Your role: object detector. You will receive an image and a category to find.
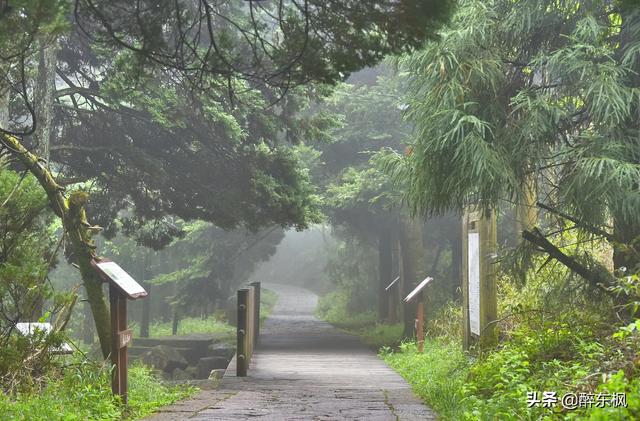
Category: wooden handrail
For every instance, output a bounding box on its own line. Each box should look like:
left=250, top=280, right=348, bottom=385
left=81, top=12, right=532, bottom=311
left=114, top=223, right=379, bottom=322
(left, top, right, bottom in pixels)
left=236, top=282, right=261, bottom=377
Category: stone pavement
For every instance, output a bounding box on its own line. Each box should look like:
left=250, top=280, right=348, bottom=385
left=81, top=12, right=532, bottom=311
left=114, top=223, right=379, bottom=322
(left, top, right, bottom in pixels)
left=144, top=283, right=436, bottom=420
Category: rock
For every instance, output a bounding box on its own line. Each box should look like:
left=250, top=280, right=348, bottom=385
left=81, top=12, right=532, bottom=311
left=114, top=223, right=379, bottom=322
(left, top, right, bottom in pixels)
left=186, top=366, right=198, bottom=378
left=172, top=367, right=192, bottom=380
left=209, top=369, right=225, bottom=380
left=208, top=343, right=235, bottom=360
left=196, top=356, right=229, bottom=378
left=140, top=345, right=188, bottom=373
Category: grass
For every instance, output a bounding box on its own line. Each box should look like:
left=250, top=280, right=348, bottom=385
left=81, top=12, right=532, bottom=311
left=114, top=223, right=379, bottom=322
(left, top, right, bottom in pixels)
left=0, top=359, right=196, bottom=420
left=132, top=288, right=277, bottom=339
left=260, top=288, right=278, bottom=324
left=145, top=316, right=234, bottom=338
left=381, top=340, right=469, bottom=420
left=316, top=288, right=404, bottom=349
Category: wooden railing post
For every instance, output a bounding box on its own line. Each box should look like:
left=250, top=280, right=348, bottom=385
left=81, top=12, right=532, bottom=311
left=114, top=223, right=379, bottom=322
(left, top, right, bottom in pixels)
left=247, top=286, right=254, bottom=363
left=237, top=288, right=249, bottom=377
left=249, top=281, right=260, bottom=346
left=236, top=283, right=261, bottom=377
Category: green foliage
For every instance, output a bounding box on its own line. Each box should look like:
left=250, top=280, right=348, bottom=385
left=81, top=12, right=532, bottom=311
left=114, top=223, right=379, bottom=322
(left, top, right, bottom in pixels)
left=126, top=364, right=196, bottom=419
left=317, top=285, right=402, bottom=349
left=383, top=0, right=640, bottom=235
left=0, top=358, right=195, bottom=420
left=259, top=288, right=278, bottom=324
left=138, top=316, right=234, bottom=339
left=382, top=340, right=469, bottom=419
left=578, top=370, right=640, bottom=420
left=382, top=246, right=640, bottom=419
left=316, top=289, right=377, bottom=330
left=0, top=169, right=76, bottom=391
left=353, top=323, right=404, bottom=349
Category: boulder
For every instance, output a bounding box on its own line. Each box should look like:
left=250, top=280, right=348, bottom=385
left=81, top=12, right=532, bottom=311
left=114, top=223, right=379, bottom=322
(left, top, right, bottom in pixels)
left=209, top=369, right=225, bottom=380
left=186, top=366, right=198, bottom=378
left=140, top=345, right=188, bottom=373
left=172, top=367, right=192, bottom=381
left=208, top=343, right=235, bottom=360
left=196, top=356, right=229, bottom=379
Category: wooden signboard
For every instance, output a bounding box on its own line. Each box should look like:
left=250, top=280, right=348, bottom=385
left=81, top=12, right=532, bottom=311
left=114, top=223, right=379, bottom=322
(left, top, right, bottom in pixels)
left=403, top=277, right=432, bottom=303
left=462, top=208, right=497, bottom=350
left=92, top=259, right=147, bottom=299
left=91, top=258, right=147, bottom=405
left=385, top=276, right=400, bottom=323
left=118, top=329, right=133, bottom=349
left=404, top=277, right=433, bottom=353
left=385, top=276, right=400, bottom=291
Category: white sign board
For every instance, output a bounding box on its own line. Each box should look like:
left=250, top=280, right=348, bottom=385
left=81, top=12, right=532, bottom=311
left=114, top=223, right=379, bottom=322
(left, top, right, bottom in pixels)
left=385, top=276, right=400, bottom=291
left=404, top=277, right=433, bottom=303
left=95, top=261, right=147, bottom=299
left=468, top=232, right=480, bottom=336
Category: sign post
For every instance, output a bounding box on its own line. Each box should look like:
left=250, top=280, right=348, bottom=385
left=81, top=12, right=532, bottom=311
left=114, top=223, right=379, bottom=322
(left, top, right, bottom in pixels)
left=462, top=208, right=497, bottom=350
left=91, top=258, right=147, bottom=405
left=384, top=276, right=400, bottom=323
left=403, top=277, right=433, bottom=353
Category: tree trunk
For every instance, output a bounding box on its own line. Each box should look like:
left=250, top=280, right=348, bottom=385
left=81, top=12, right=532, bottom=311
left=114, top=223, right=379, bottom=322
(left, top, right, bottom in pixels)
left=34, top=35, right=57, bottom=165
left=399, top=212, right=427, bottom=338
left=0, top=86, right=8, bottom=128
left=0, top=134, right=112, bottom=359
left=450, top=222, right=462, bottom=300
left=140, top=282, right=151, bottom=338
left=67, top=193, right=111, bottom=358
left=139, top=254, right=150, bottom=337
left=514, top=175, right=537, bottom=280
left=377, top=224, right=392, bottom=321
left=24, top=36, right=58, bottom=321
left=172, top=309, right=179, bottom=335
left=83, top=296, right=94, bottom=344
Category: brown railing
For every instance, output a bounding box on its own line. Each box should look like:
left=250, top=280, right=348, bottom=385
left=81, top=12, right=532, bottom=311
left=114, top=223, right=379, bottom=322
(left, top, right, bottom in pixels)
left=236, top=281, right=261, bottom=376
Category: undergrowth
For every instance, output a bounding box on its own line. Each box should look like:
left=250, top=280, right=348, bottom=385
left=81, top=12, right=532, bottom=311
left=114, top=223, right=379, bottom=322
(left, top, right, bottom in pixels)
left=133, top=316, right=234, bottom=338
left=0, top=358, right=195, bottom=420
left=321, top=257, right=640, bottom=419
left=260, top=288, right=278, bottom=324
left=317, top=288, right=405, bottom=348
left=380, top=259, right=640, bottom=420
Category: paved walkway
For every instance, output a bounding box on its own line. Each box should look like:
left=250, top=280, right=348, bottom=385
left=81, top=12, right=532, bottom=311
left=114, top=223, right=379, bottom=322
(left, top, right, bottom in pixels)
left=146, top=283, right=435, bottom=420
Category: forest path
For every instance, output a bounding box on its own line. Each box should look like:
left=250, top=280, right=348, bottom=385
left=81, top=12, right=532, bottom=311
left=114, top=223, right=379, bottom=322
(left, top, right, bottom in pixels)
left=145, top=283, right=435, bottom=420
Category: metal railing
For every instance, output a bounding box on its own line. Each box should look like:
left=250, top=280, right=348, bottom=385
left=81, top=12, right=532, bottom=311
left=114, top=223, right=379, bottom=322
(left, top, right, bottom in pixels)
left=236, top=281, right=261, bottom=376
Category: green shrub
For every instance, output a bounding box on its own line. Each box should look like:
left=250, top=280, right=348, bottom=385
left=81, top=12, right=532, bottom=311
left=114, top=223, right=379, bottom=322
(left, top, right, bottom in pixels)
left=260, top=288, right=278, bottom=324
left=382, top=340, right=469, bottom=420
left=138, top=316, right=234, bottom=338
left=316, top=289, right=377, bottom=329
left=357, top=323, right=404, bottom=348
left=0, top=358, right=196, bottom=420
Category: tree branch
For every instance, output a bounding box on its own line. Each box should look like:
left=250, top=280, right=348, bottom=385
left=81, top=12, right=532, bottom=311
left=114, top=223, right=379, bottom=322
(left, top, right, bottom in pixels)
left=522, top=227, right=613, bottom=290
left=537, top=201, right=614, bottom=242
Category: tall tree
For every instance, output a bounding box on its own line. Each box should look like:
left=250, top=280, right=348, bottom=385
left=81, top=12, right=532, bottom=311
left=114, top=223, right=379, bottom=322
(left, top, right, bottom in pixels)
left=382, top=0, right=640, bottom=288
left=0, top=0, right=453, bottom=358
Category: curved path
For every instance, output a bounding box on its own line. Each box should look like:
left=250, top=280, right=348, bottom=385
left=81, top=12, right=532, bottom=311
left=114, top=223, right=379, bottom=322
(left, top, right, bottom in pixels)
left=146, top=283, right=435, bottom=420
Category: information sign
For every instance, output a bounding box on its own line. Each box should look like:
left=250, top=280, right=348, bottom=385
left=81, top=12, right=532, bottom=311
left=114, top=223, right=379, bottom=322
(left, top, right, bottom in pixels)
left=118, top=329, right=133, bottom=349
left=385, top=276, right=400, bottom=291
left=404, top=277, right=433, bottom=303
left=93, top=260, right=147, bottom=299
left=468, top=232, right=480, bottom=336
